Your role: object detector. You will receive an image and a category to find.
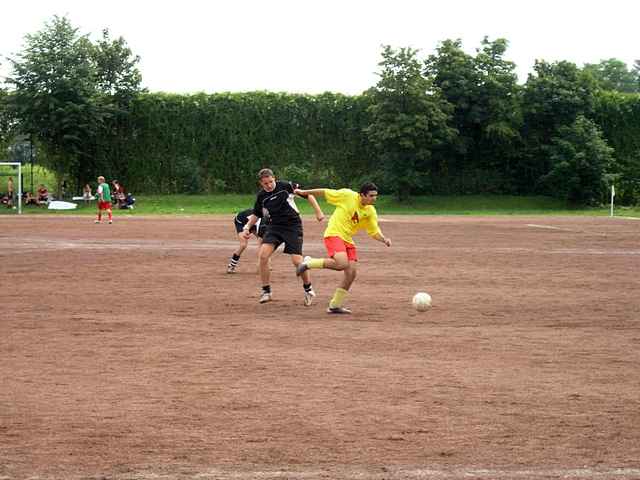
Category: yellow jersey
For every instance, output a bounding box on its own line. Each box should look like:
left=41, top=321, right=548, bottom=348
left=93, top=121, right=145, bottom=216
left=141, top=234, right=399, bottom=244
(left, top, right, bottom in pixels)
left=323, top=189, right=381, bottom=244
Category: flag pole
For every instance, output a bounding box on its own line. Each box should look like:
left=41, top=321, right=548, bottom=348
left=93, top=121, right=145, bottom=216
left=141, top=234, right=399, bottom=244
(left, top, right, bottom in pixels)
left=610, top=185, right=615, bottom=217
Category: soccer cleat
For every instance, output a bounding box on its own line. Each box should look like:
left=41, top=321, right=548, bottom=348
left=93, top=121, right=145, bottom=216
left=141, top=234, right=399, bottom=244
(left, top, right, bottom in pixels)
left=327, top=306, right=352, bottom=314
left=303, top=288, right=316, bottom=307
left=108, top=220, right=113, bottom=224
left=227, top=264, right=236, bottom=274
left=94, top=220, right=101, bottom=224
left=259, top=292, right=272, bottom=303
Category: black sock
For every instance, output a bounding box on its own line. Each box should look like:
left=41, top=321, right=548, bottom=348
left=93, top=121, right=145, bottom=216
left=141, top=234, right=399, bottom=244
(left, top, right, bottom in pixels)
left=303, top=283, right=312, bottom=292
left=262, top=285, right=271, bottom=293
left=232, top=253, right=240, bottom=261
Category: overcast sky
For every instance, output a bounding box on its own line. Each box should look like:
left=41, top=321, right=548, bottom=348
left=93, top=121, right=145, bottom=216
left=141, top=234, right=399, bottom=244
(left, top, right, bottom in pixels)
left=1, top=0, right=638, bottom=95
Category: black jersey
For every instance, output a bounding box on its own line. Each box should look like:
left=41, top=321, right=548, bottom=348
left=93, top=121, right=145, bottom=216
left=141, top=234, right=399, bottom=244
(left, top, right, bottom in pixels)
left=252, top=180, right=301, bottom=227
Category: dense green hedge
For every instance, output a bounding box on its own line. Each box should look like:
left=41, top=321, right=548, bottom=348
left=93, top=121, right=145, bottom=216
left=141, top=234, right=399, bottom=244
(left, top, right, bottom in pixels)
left=94, top=91, right=374, bottom=193
left=3, top=88, right=640, bottom=202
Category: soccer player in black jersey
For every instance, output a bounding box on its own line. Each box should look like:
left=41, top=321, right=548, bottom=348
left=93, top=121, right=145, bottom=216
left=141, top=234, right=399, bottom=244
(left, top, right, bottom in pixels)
left=227, top=208, right=266, bottom=274
left=242, top=168, right=324, bottom=305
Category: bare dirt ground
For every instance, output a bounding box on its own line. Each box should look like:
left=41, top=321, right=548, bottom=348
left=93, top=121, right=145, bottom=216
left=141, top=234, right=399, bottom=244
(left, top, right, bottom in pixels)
left=1, top=214, right=639, bottom=479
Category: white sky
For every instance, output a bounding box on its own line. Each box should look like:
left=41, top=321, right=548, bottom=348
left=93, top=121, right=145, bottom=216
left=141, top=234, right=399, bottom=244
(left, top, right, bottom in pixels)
left=1, top=0, right=639, bottom=95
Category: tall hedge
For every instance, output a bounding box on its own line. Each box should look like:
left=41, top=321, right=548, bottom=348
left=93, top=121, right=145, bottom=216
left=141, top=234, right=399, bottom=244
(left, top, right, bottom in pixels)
left=4, top=86, right=640, bottom=203
left=96, top=91, right=373, bottom=194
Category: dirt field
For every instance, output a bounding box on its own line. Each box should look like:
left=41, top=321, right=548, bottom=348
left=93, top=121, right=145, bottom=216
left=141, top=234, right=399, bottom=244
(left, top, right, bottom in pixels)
left=1, top=214, right=639, bottom=479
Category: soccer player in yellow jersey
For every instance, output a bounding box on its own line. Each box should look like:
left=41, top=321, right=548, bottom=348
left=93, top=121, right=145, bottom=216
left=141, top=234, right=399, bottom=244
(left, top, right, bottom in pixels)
left=294, top=182, right=392, bottom=314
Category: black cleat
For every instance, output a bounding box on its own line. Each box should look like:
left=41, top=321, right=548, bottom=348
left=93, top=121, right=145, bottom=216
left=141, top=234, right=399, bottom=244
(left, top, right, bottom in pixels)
left=326, top=306, right=351, bottom=314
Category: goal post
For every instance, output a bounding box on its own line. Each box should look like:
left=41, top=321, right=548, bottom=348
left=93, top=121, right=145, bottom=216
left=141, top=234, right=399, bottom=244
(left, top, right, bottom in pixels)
left=0, top=162, right=22, bottom=214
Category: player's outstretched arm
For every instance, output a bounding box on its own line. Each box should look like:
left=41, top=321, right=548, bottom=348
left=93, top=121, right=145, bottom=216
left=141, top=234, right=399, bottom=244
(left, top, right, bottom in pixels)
left=306, top=194, right=325, bottom=222
left=372, top=231, right=392, bottom=247
left=294, top=188, right=326, bottom=198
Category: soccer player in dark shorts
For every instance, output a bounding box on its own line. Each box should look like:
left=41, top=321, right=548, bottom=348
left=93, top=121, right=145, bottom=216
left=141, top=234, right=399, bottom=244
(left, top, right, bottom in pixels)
left=241, top=168, right=325, bottom=305
left=227, top=208, right=266, bottom=273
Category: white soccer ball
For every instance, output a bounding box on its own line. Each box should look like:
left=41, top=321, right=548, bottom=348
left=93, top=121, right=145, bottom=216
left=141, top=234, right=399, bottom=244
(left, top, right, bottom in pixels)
left=412, top=292, right=432, bottom=312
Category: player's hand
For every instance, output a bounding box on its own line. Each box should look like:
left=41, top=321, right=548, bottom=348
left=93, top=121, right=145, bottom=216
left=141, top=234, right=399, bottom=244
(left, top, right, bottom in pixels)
left=316, top=214, right=325, bottom=222
left=294, top=188, right=308, bottom=198
left=241, top=229, right=252, bottom=240
left=383, top=237, right=391, bottom=247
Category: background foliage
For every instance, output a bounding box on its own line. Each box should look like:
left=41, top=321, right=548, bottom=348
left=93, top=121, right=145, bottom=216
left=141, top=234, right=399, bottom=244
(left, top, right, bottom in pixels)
left=1, top=17, right=639, bottom=204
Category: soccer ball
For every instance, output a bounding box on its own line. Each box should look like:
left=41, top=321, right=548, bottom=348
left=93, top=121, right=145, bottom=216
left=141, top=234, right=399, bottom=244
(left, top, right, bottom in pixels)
left=412, top=292, right=432, bottom=312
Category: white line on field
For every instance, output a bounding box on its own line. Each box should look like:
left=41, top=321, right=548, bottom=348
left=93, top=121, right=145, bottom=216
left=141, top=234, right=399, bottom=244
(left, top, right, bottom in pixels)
left=527, top=223, right=572, bottom=231
left=190, top=466, right=640, bottom=479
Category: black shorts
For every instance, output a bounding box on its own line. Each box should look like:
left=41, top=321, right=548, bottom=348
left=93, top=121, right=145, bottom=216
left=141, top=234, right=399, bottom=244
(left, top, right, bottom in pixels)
left=234, top=219, right=265, bottom=238
left=262, top=224, right=303, bottom=255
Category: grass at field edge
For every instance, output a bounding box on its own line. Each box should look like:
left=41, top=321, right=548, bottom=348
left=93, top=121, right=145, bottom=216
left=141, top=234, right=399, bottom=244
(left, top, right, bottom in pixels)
left=1, top=194, right=639, bottom=217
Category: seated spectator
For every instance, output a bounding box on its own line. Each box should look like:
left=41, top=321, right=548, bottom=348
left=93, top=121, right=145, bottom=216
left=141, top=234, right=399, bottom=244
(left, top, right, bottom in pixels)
left=37, top=184, right=49, bottom=204
left=123, top=192, right=136, bottom=209
left=24, top=191, right=39, bottom=205
left=82, top=184, right=93, bottom=201
left=112, top=180, right=127, bottom=209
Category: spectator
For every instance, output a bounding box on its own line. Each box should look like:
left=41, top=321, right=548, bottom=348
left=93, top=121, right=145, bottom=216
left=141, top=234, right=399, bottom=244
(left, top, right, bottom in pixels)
left=37, top=184, right=49, bottom=205
left=7, top=177, right=14, bottom=208
left=24, top=191, right=39, bottom=205
left=112, top=180, right=126, bottom=209
left=83, top=184, right=93, bottom=201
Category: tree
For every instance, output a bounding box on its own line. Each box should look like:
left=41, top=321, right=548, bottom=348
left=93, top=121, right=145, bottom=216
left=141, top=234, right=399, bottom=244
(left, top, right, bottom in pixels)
left=0, top=88, right=12, bottom=157
left=93, top=29, right=143, bottom=104
left=5, top=16, right=142, bottom=190
left=424, top=37, right=521, bottom=193
left=365, top=45, right=454, bottom=200
left=583, top=58, right=639, bottom=93
left=518, top=60, right=599, bottom=193
left=538, top=115, right=614, bottom=205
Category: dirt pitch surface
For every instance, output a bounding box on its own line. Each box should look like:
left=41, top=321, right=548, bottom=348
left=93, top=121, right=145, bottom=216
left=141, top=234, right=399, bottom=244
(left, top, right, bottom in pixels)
left=1, top=214, right=640, bottom=480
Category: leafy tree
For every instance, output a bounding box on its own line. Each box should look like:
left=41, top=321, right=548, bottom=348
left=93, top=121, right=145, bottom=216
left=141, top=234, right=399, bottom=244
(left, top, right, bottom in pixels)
left=365, top=45, right=454, bottom=200
left=423, top=40, right=476, bottom=162
left=583, top=58, right=639, bottom=93
left=5, top=16, right=142, bottom=191
left=593, top=90, right=640, bottom=204
left=424, top=37, right=521, bottom=193
left=518, top=60, right=599, bottom=193
left=0, top=88, right=12, bottom=157
left=538, top=115, right=614, bottom=204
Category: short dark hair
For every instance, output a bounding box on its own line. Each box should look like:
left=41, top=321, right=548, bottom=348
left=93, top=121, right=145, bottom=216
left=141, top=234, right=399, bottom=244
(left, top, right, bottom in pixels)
left=359, top=182, right=378, bottom=196
left=258, top=168, right=274, bottom=179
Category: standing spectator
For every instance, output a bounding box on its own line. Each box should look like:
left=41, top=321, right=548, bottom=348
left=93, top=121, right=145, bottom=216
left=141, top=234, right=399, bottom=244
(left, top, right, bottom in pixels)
left=6, top=177, right=14, bottom=208
left=95, top=176, right=113, bottom=224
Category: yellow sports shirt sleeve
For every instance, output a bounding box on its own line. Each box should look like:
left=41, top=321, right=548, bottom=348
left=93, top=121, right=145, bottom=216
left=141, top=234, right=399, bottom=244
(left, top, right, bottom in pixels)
left=324, top=188, right=349, bottom=206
